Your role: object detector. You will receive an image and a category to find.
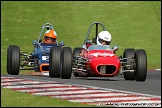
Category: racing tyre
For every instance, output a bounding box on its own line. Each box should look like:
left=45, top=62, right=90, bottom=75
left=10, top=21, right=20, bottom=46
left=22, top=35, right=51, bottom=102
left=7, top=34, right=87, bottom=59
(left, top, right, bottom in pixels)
left=60, top=47, right=72, bottom=79
left=7, top=45, right=14, bottom=74
left=134, top=49, right=147, bottom=81
left=73, top=47, right=83, bottom=55
left=9, top=45, right=20, bottom=75
left=123, top=48, right=135, bottom=80
left=49, top=46, right=61, bottom=78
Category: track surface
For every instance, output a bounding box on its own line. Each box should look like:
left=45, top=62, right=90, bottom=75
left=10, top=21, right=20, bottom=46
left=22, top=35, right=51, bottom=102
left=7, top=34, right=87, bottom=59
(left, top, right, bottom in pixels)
left=1, top=71, right=161, bottom=107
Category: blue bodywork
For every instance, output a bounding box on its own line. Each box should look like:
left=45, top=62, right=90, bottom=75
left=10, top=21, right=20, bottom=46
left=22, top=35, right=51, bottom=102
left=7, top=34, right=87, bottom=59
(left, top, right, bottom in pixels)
left=23, top=23, right=65, bottom=72
left=30, top=42, right=59, bottom=72
left=32, top=43, right=58, bottom=64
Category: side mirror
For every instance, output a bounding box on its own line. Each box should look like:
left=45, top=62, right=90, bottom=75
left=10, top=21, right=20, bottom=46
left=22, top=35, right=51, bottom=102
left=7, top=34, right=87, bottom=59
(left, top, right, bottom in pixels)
left=32, top=40, right=37, bottom=45
left=32, top=40, right=40, bottom=48
left=82, top=44, right=87, bottom=50
left=112, top=45, right=118, bottom=53
left=59, top=41, right=65, bottom=46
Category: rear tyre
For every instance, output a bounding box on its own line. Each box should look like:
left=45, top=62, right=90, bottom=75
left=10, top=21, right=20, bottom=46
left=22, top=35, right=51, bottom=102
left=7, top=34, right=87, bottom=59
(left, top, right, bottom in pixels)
left=9, top=45, right=20, bottom=75
left=72, top=47, right=82, bottom=77
left=134, top=49, right=147, bottom=81
left=49, top=46, right=61, bottom=78
left=73, top=47, right=83, bottom=77
left=73, top=47, right=83, bottom=55
left=123, top=48, right=135, bottom=80
left=60, top=47, right=72, bottom=79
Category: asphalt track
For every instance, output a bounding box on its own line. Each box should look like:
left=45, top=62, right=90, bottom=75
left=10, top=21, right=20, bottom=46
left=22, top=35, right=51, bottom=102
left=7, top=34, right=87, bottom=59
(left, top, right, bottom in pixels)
left=1, top=70, right=161, bottom=107
left=1, top=70, right=161, bottom=96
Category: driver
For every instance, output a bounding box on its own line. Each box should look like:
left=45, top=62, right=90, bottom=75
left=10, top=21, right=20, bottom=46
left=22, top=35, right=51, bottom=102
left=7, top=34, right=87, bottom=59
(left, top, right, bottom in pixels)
left=79, top=30, right=112, bottom=56
left=96, top=31, right=112, bottom=45
left=44, top=30, right=57, bottom=44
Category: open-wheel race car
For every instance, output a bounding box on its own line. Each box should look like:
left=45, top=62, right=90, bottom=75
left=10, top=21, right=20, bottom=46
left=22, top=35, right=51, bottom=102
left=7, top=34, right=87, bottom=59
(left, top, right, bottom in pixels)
left=49, top=22, right=147, bottom=81
left=72, top=22, right=147, bottom=81
left=7, top=23, right=65, bottom=75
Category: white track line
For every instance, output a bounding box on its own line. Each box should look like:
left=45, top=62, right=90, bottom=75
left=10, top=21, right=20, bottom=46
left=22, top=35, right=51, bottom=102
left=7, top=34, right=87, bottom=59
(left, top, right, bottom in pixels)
left=1, top=76, right=161, bottom=107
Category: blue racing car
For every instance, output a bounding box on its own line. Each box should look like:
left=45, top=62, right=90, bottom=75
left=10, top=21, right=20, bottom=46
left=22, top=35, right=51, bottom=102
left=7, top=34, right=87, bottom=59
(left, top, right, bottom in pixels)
left=7, top=23, right=65, bottom=75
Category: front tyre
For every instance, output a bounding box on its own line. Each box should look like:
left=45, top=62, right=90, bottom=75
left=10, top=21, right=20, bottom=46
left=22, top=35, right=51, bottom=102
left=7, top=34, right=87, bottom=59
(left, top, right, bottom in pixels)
left=49, top=46, right=62, bottom=78
left=9, top=45, right=20, bottom=75
left=60, top=47, right=72, bottom=79
left=134, top=49, right=147, bottom=81
left=123, top=48, right=135, bottom=80
left=7, top=45, right=14, bottom=74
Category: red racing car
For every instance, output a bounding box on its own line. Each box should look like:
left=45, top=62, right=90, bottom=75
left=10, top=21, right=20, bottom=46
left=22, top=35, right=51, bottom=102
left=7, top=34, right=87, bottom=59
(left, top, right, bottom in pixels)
left=49, top=22, right=147, bottom=81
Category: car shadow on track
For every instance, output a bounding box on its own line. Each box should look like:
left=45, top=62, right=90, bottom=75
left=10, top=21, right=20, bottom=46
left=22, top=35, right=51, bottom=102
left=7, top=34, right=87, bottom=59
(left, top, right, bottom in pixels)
left=74, top=77, right=119, bottom=81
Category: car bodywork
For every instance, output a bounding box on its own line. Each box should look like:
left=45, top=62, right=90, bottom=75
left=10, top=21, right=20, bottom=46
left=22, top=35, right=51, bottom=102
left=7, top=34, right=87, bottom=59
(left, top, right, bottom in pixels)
left=73, top=45, right=121, bottom=77
left=7, top=23, right=65, bottom=75
left=72, top=22, right=147, bottom=81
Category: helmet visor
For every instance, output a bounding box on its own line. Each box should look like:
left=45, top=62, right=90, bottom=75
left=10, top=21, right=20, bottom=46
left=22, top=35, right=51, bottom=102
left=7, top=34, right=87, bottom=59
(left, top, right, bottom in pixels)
left=45, top=37, right=56, bottom=43
left=98, top=38, right=110, bottom=45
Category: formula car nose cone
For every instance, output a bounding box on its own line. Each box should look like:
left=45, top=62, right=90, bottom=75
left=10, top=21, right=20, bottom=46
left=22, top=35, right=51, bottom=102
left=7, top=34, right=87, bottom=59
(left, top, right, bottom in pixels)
left=90, top=57, right=121, bottom=76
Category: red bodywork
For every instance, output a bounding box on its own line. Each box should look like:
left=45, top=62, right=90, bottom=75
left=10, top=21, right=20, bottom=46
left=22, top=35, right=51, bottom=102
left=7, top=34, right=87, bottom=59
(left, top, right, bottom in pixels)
left=82, top=49, right=121, bottom=77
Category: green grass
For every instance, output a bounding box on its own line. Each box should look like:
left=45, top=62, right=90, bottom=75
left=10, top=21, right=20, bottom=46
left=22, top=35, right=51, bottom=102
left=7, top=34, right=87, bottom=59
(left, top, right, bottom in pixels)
left=1, top=1, right=161, bottom=107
